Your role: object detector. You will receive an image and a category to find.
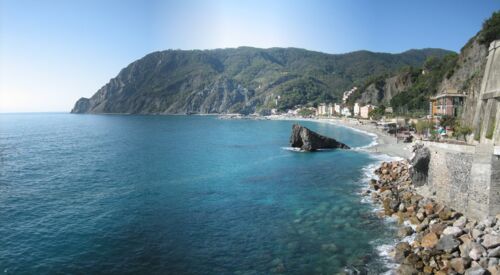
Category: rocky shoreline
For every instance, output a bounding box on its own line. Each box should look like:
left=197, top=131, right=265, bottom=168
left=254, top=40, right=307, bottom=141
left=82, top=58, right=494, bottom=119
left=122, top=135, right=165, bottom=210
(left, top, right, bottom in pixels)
left=364, top=150, right=500, bottom=274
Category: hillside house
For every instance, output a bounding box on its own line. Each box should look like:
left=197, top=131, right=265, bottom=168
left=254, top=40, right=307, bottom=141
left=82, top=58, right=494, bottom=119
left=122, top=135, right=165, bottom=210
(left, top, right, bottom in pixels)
left=430, top=89, right=465, bottom=117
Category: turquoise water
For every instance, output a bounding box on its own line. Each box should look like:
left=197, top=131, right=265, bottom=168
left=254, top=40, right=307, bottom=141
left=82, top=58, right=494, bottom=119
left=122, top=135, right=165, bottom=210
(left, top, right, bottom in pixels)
left=0, top=114, right=395, bottom=274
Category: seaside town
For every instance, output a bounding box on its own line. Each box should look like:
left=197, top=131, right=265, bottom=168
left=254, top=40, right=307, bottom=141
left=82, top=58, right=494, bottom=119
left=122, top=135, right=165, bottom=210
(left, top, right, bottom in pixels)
left=2, top=1, right=500, bottom=275
left=219, top=36, right=500, bottom=274
left=222, top=85, right=472, bottom=148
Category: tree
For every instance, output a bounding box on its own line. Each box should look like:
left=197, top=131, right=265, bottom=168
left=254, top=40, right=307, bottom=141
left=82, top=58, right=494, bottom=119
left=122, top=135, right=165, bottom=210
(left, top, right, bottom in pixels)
left=439, top=115, right=455, bottom=128
left=298, top=108, right=315, bottom=117
left=479, top=11, right=500, bottom=46
left=452, top=121, right=472, bottom=141
left=368, top=105, right=386, bottom=120
left=415, top=120, right=432, bottom=135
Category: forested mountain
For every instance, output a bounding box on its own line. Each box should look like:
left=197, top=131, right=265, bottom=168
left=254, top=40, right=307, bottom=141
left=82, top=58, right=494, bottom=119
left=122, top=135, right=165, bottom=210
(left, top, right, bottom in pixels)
left=71, top=47, right=452, bottom=114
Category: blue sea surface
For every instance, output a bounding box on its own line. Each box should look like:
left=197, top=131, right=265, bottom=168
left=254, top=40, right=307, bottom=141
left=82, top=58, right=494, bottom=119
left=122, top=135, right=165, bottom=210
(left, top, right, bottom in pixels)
left=0, top=114, right=396, bottom=274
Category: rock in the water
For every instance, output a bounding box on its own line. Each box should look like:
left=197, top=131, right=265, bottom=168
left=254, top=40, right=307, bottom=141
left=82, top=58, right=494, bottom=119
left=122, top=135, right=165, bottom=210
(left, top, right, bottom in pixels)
left=289, top=124, right=350, bottom=151
left=394, top=242, right=412, bottom=263
left=398, top=226, right=414, bottom=237
left=409, top=144, right=430, bottom=187
left=397, top=264, right=419, bottom=275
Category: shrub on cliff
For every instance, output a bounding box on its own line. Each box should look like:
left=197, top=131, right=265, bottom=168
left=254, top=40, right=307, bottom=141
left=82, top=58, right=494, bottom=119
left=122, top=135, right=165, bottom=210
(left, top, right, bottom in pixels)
left=479, top=11, right=500, bottom=46
left=452, top=121, right=472, bottom=141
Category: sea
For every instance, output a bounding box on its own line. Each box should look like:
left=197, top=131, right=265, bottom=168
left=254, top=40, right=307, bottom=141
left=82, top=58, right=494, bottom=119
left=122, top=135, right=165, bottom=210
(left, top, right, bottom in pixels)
left=0, top=113, right=399, bottom=274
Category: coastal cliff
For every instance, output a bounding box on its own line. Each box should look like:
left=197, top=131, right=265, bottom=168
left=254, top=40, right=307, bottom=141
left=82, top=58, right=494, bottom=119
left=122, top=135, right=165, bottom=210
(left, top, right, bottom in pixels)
left=352, top=11, right=499, bottom=127
left=71, top=47, right=452, bottom=114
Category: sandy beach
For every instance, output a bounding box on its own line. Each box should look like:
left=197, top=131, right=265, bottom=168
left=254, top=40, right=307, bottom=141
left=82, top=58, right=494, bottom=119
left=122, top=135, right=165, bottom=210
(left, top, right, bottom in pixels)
left=320, top=117, right=413, bottom=159
left=263, top=115, right=413, bottom=159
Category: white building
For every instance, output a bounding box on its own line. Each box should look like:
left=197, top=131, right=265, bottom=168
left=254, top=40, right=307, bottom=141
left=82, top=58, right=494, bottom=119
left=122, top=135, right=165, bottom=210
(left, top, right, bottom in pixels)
left=342, top=87, right=358, bottom=103
left=353, top=103, right=360, bottom=117
left=334, top=103, right=341, bottom=114
left=316, top=103, right=327, bottom=116
left=327, top=104, right=334, bottom=116
left=341, top=107, right=352, bottom=117
left=360, top=105, right=376, bottom=119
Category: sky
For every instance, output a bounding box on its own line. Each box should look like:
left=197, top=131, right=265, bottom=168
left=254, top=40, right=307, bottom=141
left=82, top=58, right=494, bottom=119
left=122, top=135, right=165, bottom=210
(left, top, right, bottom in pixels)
left=1, top=0, right=499, bottom=112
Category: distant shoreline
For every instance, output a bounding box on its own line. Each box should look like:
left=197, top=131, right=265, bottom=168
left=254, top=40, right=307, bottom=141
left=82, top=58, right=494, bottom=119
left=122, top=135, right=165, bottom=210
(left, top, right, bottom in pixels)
left=259, top=115, right=413, bottom=160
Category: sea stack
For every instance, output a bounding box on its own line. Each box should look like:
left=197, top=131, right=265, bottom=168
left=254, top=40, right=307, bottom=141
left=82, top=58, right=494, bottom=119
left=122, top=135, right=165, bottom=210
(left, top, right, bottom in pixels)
left=289, top=124, right=350, bottom=151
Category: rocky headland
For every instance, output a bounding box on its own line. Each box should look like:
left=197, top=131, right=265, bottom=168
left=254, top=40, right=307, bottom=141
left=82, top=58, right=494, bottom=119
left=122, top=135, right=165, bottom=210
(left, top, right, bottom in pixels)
left=365, top=146, right=500, bottom=275
left=289, top=124, right=350, bottom=151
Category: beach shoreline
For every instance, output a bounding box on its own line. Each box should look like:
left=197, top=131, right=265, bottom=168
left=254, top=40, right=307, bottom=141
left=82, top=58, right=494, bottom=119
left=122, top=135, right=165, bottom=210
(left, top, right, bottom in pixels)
left=257, top=115, right=413, bottom=160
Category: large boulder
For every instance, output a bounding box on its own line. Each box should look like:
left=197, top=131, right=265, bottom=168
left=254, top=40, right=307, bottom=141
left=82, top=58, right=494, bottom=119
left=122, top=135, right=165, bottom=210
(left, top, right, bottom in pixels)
left=289, top=124, right=350, bottom=151
left=409, top=144, right=430, bottom=186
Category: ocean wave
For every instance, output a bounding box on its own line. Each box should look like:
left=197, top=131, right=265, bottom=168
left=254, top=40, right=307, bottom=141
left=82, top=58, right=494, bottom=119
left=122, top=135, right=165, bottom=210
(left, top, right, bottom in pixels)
left=357, top=158, right=406, bottom=273
left=280, top=146, right=305, bottom=152
left=280, top=147, right=337, bottom=152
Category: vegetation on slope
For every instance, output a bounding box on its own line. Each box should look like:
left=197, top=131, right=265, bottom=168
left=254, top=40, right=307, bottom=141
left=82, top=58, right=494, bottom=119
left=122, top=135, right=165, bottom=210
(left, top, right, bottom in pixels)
left=389, top=54, right=458, bottom=115
left=479, top=11, right=500, bottom=46
left=73, top=47, right=453, bottom=114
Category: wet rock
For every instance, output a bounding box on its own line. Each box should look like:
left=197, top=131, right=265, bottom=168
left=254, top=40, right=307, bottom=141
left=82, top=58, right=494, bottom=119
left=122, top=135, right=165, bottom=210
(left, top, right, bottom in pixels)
left=481, top=234, right=500, bottom=249
left=416, top=222, right=428, bottom=233
left=421, top=232, right=439, bottom=248
left=398, top=226, right=415, bottom=238
left=395, top=242, right=412, bottom=263
left=404, top=253, right=420, bottom=266
left=270, top=258, right=286, bottom=273
left=397, top=264, right=419, bottom=275
left=289, top=124, right=350, bottom=151
left=321, top=243, right=338, bottom=253
left=464, top=266, right=487, bottom=275
left=436, top=235, right=460, bottom=253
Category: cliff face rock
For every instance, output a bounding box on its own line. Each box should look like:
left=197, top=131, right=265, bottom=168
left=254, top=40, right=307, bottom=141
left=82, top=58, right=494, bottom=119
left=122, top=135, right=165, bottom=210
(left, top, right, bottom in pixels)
left=358, top=72, right=415, bottom=106
left=70, top=47, right=452, bottom=114
left=409, top=144, right=430, bottom=187
left=289, top=124, right=350, bottom=151
left=440, top=37, right=489, bottom=126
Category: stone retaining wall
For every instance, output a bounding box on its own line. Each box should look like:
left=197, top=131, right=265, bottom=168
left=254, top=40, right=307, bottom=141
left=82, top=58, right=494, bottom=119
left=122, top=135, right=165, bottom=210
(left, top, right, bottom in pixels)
left=415, top=142, right=499, bottom=221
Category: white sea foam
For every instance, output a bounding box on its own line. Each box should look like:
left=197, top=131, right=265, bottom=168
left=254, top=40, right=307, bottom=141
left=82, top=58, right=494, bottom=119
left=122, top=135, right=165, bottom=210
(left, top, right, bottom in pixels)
left=280, top=146, right=337, bottom=152
left=357, top=155, right=408, bottom=273
left=280, top=146, right=305, bottom=152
